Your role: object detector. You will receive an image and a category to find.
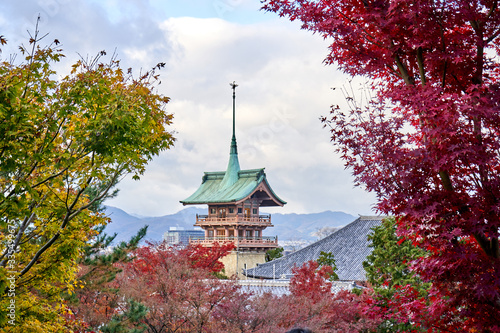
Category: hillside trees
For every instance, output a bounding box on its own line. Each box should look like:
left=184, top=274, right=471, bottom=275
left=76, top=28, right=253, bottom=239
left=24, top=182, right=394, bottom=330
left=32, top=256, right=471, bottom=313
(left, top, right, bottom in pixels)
left=263, top=0, right=500, bottom=331
left=0, top=30, right=174, bottom=331
left=216, top=259, right=380, bottom=333
left=284, top=260, right=380, bottom=332
left=214, top=291, right=287, bottom=333
left=68, top=238, right=380, bottom=332
left=107, top=242, right=236, bottom=333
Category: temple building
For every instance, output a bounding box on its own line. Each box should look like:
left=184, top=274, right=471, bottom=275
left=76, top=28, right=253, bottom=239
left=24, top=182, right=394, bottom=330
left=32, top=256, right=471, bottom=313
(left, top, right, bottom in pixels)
left=180, top=82, right=286, bottom=278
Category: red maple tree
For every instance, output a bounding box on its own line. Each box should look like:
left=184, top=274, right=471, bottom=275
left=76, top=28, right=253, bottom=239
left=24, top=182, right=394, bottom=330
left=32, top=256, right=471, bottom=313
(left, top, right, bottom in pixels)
left=180, top=242, right=236, bottom=274
left=263, top=0, right=500, bottom=331
left=214, top=260, right=380, bottom=333
left=69, top=242, right=382, bottom=332
left=114, top=242, right=237, bottom=332
left=67, top=241, right=235, bottom=332
left=213, top=291, right=288, bottom=332
left=286, top=261, right=381, bottom=332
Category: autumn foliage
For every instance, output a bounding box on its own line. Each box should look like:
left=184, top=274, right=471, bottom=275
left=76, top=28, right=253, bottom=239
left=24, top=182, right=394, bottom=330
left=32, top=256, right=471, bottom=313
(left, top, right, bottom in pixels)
left=0, top=29, right=174, bottom=331
left=217, top=260, right=381, bottom=333
left=67, top=242, right=235, bottom=332
left=285, top=261, right=380, bottom=332
left=262, top=0, right=500, bottom=331
left=66, top=239, right=381, bottom=333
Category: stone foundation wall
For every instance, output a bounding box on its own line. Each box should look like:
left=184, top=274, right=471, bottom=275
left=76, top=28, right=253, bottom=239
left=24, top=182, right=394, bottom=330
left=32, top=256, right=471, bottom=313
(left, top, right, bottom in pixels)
left=221, top=251, right=266, bottom=279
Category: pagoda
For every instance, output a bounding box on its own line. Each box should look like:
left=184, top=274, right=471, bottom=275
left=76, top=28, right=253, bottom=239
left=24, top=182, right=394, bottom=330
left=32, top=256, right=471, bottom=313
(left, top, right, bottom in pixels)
left=180, top=82, right=286, bottom=278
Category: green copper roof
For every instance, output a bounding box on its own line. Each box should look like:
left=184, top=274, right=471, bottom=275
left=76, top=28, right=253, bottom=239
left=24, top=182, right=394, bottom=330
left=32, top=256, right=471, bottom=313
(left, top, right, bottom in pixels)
left=181, top=81, right=286, bottom=207
left=180, top=168, right=286, bottom=206
left=220, top=135, right=240, bottom=189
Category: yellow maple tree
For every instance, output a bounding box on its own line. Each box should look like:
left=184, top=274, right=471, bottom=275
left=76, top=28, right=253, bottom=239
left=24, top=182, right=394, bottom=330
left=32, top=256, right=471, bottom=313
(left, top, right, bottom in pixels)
left=0, top=29, right=174, bottom=332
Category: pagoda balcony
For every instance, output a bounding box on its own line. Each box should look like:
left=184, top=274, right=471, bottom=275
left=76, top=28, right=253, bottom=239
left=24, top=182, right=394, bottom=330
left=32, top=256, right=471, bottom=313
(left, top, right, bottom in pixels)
left=195, top=214, right=272, bottom=227
left=189, top=236, right=278, bottom=248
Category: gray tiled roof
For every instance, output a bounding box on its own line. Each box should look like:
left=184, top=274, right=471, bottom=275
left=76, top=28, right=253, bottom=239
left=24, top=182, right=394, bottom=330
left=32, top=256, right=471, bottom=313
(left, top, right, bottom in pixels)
left=236, top=279, right=361, bottom=296
left=238, top=280, right=291, bottom=297
left=243, top=216, right=385, bottom=281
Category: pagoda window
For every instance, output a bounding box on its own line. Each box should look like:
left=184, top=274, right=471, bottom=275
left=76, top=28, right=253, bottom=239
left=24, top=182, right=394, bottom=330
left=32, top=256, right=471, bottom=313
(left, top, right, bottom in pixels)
left=238, top=208, right=242, bottom=214
left=244, top=208, right=251, bottom=218
left=245, top=230, right=253, bottom=238
left=216, top=229, right=225, bottom=236
left=218, top=208, right=226, bottom=218
left=252, top=208, right=258, bottom=215
left=229, top=208, right=234, bottom=214
left=208, top=230, right=214, bottom=237
left=210, top=208, right=216, bottom=215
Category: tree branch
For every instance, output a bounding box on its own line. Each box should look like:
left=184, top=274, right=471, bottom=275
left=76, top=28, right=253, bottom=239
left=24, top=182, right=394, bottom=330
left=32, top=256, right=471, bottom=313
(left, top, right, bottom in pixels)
left=19, top=169, right=122, bottom=277
left=416, top=47, right=426, bottom=86
left=474, top=233, right=500, bottom=259
left=0, top=192, right=49, bottom=266
left=486, top=27, right=500, bottom=44
left=394, top=53, right=414, bottom=85
left=438, top=171, right=454, bottom=191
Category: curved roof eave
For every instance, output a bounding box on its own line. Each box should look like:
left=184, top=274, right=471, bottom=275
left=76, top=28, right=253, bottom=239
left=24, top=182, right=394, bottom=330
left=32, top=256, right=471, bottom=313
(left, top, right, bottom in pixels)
left=234, top=176, right=286, bottom=207
left=180, top=170, right=286, bottom=206
left=262, top=176, right=287, bottom=206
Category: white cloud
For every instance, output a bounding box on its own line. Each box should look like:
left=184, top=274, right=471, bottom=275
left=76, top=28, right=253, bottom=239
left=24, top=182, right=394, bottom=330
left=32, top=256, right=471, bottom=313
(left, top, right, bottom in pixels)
left=1, top=1, right=376, bottom=217
left=106, top=17, right=376, bottom=216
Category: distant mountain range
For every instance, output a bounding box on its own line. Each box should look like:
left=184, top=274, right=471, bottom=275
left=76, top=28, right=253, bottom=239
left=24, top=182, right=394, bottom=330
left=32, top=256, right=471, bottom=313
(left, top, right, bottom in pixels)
left=103, top=206, right=356, bottom=245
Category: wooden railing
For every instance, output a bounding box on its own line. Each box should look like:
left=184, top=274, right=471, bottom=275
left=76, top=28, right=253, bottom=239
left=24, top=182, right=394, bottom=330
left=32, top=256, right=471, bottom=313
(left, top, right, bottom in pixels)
left=195, top=214, right=272, bottom=226
left=189, top=236, right=278, bottom=248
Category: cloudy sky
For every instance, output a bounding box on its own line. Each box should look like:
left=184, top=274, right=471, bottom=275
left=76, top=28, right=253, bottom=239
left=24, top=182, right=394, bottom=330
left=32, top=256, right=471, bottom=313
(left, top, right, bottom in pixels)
left=1, top=0, right=377, bottom=217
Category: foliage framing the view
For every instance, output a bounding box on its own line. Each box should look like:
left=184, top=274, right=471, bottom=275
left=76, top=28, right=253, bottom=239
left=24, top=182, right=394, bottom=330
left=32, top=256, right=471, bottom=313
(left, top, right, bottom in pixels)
left=263, top=0, right=500, bottom=331
left=0, top=30, right=174, bottom=331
